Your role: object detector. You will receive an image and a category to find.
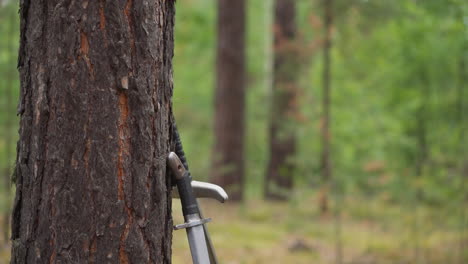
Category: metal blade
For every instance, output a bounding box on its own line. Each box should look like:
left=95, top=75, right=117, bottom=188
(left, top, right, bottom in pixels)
left=186, top=223, right=211, bottom=264
left=197, top=200, right=218, bottom=264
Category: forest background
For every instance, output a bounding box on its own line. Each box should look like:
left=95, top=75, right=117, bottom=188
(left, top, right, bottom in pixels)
left=0, top=0, right=467, bottom=263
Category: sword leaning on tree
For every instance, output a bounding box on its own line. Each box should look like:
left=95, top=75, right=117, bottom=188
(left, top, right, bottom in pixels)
left=168, top=121, right=228, bottom=264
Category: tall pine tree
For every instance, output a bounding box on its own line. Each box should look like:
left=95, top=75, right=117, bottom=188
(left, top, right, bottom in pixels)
left=211, top=0, right=246, bottom=201
left=11, top=1, right=175, bottom=262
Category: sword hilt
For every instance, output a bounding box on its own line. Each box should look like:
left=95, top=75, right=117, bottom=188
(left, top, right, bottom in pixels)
left=168, top=151, right=227, bottom=264
left=168, top=152, right=199, bottom=216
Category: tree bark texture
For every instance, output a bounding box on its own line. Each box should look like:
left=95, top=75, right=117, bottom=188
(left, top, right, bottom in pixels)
left=11, top=0, right=175, bottom=263
left=212, top=0, right=246, bottom=201
left=320, top=0, right=333, bottom=213
left=265, top=0, right=298, bottom=200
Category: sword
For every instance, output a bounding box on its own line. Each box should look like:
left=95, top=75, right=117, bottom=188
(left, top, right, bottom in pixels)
left=168, top=152, right=228, bottom=264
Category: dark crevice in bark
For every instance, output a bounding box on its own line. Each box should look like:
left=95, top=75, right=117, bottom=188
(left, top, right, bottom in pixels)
left=88, top=235, right=97, bottom=263
left=117, top=91, right=133, bottom=264
left=124, top=0, right=136, bottom=72
left=33, top=0, right=51, bottom=239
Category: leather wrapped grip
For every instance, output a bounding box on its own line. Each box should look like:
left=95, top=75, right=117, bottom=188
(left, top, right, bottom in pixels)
left=176, top=171, right=199, bottom=216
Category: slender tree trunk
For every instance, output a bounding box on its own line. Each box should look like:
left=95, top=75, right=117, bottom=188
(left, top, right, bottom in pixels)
left=212, top=0, right=246, bottom=201
left=416, top=87, right=428, bottom=178
left=10, top=1, right=175, bottom=263
left=457, top=57, right=466, bottom=126
left=264, top=0, right=298, bottom=200
left=333, top=194, right=343, bottom=264
left=412, top=74, right=430, bottom=264
left=457, top=46, right=467, bottom=264
left=320, top=0, right=333, bottom=214
left=458, top=161, right=468, bottom=264
left=264, top=0, right=274, bottom=100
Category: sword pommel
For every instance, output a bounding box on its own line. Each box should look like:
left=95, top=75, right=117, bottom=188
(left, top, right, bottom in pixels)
left=168, top=152, right=187, bottom=180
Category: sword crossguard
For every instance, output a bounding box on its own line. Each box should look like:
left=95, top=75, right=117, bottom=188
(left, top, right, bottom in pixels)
left=172, top=181, right=229, bottom=203
left=174, top=217, right=212, bottom=230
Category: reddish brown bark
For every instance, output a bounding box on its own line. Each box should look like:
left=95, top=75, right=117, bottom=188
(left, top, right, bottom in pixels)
left=265, top=0, right=298, bottom=200
left=10, top=1, right=175, bottom=263
left=211, top=0, right=246, bottom=201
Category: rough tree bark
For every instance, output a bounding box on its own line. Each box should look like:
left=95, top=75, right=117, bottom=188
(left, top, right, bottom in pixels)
left=10, top=1, right=175, bottom=263
left=264, top=0, right=298, bottom=200
left=211, top=0, right=246, bottom=201
left=320, top=0, right=333, bottom=213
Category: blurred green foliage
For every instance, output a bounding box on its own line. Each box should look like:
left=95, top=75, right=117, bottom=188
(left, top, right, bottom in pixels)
left=173, top=0, right=467, bottom=205
left=0, top=0, right=466, bottom=210
left=0, top=1, right=19, bottom=216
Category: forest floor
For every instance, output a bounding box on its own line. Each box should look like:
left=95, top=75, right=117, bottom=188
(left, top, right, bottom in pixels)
left=173, top=195, right=466, bottom=264
left=0, top=194, right=466, bottom=264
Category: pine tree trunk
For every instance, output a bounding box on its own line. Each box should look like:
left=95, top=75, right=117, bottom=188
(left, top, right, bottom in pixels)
left=10, top=1, right=175, bottom=263
left=320, top=0, right=333, bottom=214
left=265, top=0, right=298, bottom=200
left=212, top=0, right=246, bottom=201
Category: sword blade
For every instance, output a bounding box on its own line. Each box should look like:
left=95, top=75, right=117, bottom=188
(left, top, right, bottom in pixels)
left=186, top=223, right=210, bottom=264
left=197, top=201, right=219, bottom=264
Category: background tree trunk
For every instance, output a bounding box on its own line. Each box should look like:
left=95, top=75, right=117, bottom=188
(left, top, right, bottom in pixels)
left=320, top=0, right=333, bottom=214
left=2, top=3, right=16, bottom=242
left=264, top=0, right=298, bottom=200
left=10, top=1, right=175, bottom=263
left=212, top=0, right=246, bottom=201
